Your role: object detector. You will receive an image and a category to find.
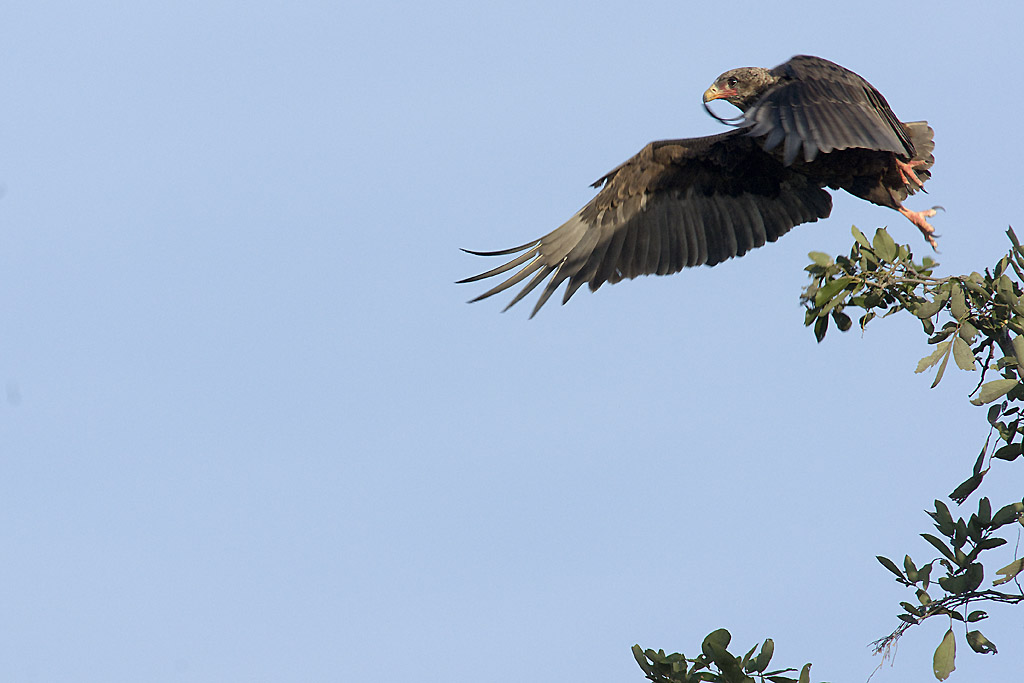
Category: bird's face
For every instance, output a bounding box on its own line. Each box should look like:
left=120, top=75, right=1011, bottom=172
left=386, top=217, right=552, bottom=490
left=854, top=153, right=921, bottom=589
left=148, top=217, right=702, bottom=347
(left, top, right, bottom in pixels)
left=703, top=67, right=776, bottom=111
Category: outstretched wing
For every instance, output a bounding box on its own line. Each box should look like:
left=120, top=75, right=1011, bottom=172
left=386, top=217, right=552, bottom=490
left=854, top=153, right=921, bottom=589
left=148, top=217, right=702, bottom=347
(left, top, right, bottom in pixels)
left=459, top=131, right=832, bottom=317
left=745, top=55, right=915, bottom=165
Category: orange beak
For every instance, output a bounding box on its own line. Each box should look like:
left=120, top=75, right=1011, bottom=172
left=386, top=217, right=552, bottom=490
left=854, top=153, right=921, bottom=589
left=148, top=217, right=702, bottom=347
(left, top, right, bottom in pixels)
left=703, top=84, right=737, bottom=102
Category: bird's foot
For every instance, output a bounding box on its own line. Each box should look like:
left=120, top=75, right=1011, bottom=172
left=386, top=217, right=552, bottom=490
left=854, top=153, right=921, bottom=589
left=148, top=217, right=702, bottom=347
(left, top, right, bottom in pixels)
left=896, top=158, right=928, bottom=189
left=898, top=205, right=943, bottom=250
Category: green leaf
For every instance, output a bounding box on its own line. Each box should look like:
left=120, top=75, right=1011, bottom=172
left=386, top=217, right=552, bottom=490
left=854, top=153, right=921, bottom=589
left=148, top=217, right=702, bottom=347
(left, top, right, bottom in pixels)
left=949, top=281, right=969, bottom=321
left=966, top=630, right=997, bottom=654
left=798, top=663, right=811, bottom=683
left=916, top=341, right=950, bottom=374
left=808, top=251, right=832, bottom=267
left=966, top=610, right=987, bottom=622
left=931, top=500, right=955, bottom=533
left=997, top=272, right=1015, bottom=295
left=851, top=225, right=871, bottom=248
left=876, top=555, right=906, bottom=581
left=928, top=324, right=958, bottom=344
left=813, top=276, right=852, bottom=306
left=971, top=442, right=986, bottom=477
left=914, top=297, right=946, bottom=319
left=970, top=379, right=1020, bottom=406
left=921, top=533, right=957, bottom=563
left=993, top=443, right=1022, bottom=461
left=933, top=629, right=956, bottom=681
left=1008, top=226, right=1023, bottom=250
left=991, top=502, right=1023, bottom=528
left=831, top=309, right=852, bottom=332
left=700, top=628, right=731, bottom=659
left=978, top=497, right=991, bottom=525
left=940, top=563, right=984, bottom=593
left=632, top=645, right=654, bottom=675
left=814, top=314, right=828, bottom=343
left=753, top=639, right=774, bottom=673
left=930, top=340, right=954, bottom=388
left=700, top=629, right=746, bottom=682
left=967, top=515, right=982, bottom=543
left=919, top=561, right=933, bottom=589
left=993, top=558, right=1024, bottom=586
left=742, top=643, right=758, bottom=672
left=995, top=255, right=1009, bottom=277
left=953, top=518, right=968, bottom=549
left=1012, top=335, right=1024, bottom=366
left=952, top=336, right=976, bottom=371
left=762, top=668, right=798, bottom=678
left=964, top=562, right=984, bottom=591
left=903, top=554, right=918, bottom=579
left=958, top=320, right=979, bottom=342
left=900, top=601, right=921, bottom=616
left=873, top=228, right=897, bottom=262
left=859, top=309, right=876, bottom=330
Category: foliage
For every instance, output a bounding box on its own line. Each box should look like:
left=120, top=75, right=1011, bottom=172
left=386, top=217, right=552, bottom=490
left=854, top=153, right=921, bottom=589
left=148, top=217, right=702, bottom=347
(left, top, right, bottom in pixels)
left=634, top=228, right=1023, bottom=682
left=801, top=226, right=1024, bottom=678
left=632, top=630, right=819, bottom=683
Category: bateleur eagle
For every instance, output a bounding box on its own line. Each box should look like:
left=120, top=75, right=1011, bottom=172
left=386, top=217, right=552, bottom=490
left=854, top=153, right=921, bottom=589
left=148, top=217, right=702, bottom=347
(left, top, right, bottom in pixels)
left=459, top=55, right=938, bottom=317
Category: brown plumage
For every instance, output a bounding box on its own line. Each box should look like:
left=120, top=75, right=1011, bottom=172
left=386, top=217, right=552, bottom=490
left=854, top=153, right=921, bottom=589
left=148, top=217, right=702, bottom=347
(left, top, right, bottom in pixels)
left=460, top=55, right=937, bottom=317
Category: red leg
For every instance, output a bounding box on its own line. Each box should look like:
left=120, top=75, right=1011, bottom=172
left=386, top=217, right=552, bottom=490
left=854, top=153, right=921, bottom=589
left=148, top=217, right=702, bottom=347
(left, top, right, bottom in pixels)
left=898, top=206, right=940, bottom=249
left=896, top=158, right=928, bottom=189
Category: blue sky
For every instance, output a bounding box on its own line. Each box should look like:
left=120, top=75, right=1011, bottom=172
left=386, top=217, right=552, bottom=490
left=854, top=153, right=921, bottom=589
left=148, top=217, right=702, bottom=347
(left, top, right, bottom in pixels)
left=2, top=1, right=1022, bottom=681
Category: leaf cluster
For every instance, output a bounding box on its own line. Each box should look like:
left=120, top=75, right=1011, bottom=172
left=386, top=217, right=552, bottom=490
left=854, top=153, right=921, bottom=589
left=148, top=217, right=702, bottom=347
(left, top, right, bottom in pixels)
left=633, top=229, right=1023, bottom=683
left=874, top=495, right=1024, bottom=664
left=802, top=227, right=1024, bottom=499
left=632, top=630, right=821, bottom=683
left=802, top=227, right=1024, bottom=678
left=802, top=226, right=939, bottom=342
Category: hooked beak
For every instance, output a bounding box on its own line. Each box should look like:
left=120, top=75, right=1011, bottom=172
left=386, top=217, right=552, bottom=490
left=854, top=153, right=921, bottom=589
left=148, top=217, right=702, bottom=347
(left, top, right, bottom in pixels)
left=703, top=84, right=737, bottom=103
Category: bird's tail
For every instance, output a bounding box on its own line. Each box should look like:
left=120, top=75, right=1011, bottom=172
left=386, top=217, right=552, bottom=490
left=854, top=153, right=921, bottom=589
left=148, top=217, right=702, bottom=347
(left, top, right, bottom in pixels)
left=903, top=121, right=934, bottom=195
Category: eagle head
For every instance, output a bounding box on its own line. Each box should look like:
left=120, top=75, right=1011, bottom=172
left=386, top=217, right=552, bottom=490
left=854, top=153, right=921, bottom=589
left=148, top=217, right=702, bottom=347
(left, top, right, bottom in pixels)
left=703, top=67, right=777, bottom=111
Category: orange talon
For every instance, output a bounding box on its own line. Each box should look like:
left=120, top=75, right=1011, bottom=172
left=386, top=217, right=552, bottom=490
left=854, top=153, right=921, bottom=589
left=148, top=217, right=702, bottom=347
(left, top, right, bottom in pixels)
left=896, top=158, right=928, bottom=189
left=898, top=206, right=940, bottom=250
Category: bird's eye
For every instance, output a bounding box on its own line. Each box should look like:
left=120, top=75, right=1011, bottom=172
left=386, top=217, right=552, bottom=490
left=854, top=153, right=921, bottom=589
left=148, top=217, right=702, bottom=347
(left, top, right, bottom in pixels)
left=726, top=77, right=738, bottom=88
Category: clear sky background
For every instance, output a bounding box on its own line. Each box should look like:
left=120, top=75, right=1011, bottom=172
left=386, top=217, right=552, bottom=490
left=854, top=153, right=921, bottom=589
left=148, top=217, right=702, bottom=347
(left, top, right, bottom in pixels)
left=1, top=1, right=1022, bottom=681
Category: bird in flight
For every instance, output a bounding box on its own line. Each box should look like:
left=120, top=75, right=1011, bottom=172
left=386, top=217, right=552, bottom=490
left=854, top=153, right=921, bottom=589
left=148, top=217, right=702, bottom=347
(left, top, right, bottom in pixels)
left=459, top=55, right=938, bottom=318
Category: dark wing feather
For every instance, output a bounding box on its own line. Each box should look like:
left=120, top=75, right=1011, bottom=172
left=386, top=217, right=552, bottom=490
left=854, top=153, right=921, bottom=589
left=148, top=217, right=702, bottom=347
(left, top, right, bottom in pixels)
left=459, top=131, right=832, bottom=317
left=746, top=55, right=914, bottom=165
